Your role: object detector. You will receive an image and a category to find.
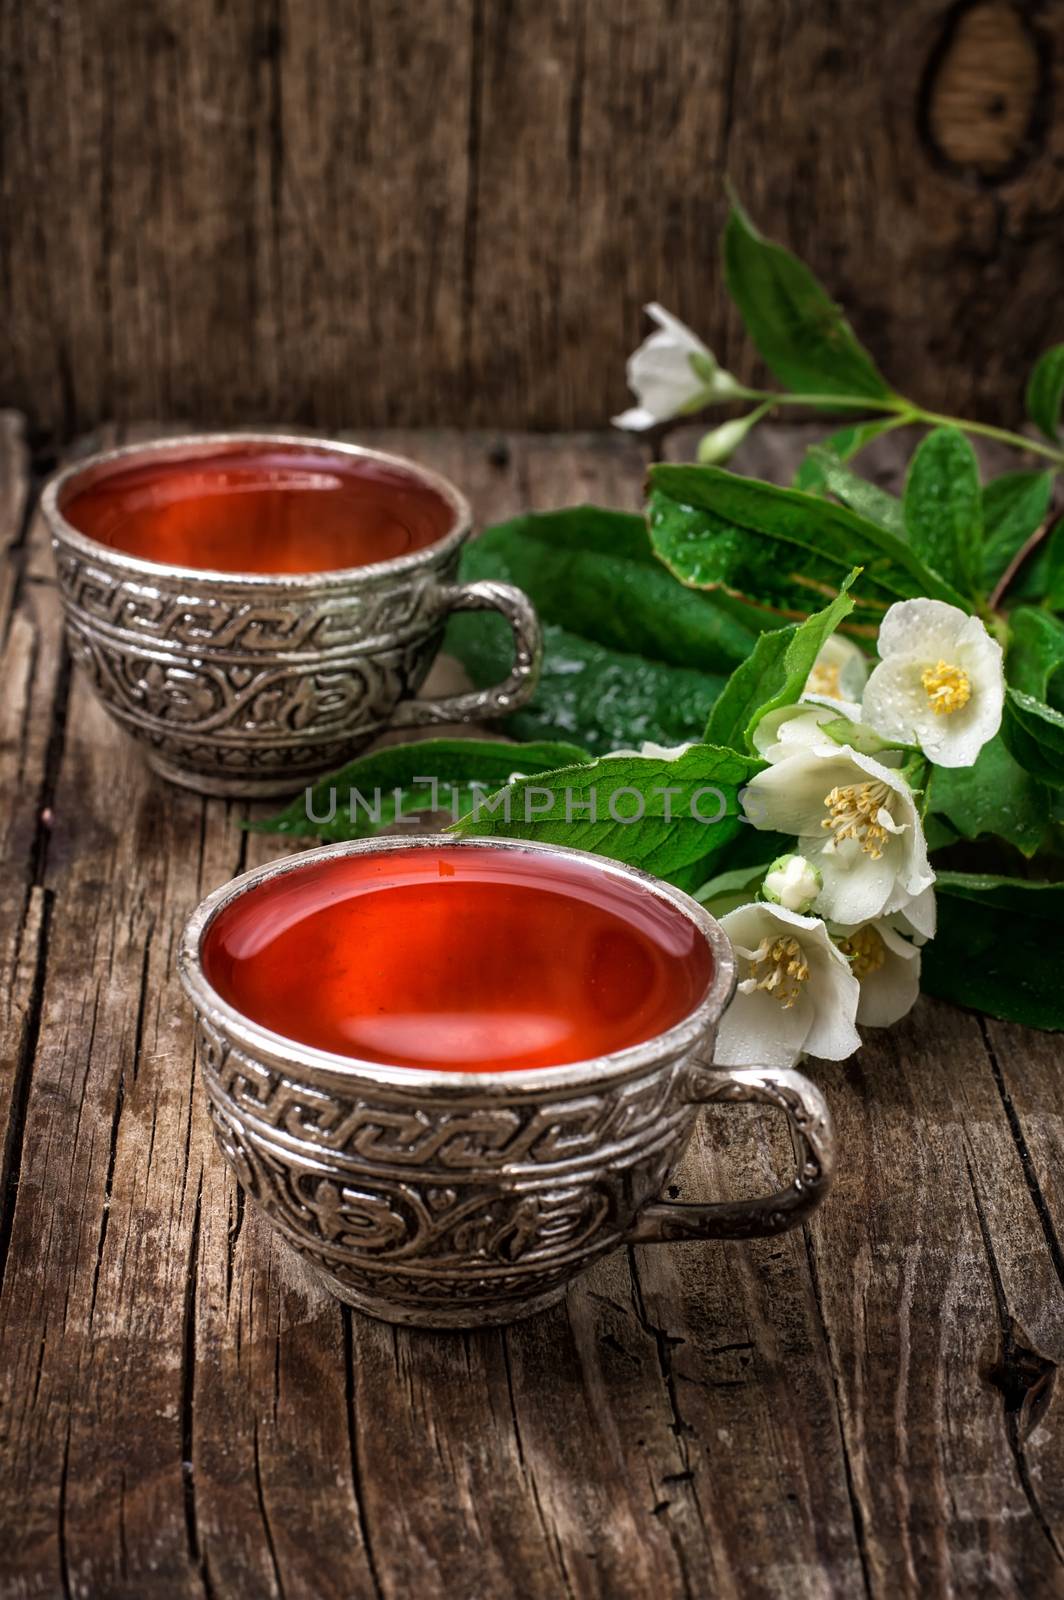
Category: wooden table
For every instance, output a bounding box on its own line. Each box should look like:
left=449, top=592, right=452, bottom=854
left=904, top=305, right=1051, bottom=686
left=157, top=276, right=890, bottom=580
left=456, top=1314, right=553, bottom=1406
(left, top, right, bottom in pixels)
left=2, top=418, right=1062, bottom=1599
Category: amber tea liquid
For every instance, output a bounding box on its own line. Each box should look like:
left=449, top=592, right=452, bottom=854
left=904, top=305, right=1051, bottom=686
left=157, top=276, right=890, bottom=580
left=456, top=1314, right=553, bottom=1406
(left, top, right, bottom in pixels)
left=60, top=445, right=454, bottom=575
left=204, top=847, right=713, bottom=1073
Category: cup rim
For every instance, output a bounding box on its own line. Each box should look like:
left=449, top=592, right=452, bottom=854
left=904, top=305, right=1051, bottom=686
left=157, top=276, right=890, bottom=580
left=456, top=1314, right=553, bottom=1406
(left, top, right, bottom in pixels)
left=41, top=431, right=474, bottom=589
left=178, top=833, right=737, bottom=1094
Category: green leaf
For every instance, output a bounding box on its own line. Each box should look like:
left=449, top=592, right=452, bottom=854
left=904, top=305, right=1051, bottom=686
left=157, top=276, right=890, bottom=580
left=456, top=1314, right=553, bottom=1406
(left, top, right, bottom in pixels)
left=1007, top=606, right=1064, bottom=701
left=1025, top=345, right=1064, bottom=441
left=693, top=859, right=774, bottom=918
left=444, top=506, right=761, bottom=753
left=250, top=738, right=592, bottom=840
left=451, top=745, right=764, bottom=883
left=450, top=619, right=728, bottom=755
left=1006, top=517, right=1064, bottom=609
left=903, top=427, right=982, bottom=597
left=980, top=470, right=1054, bottom=592
left=1003, top=687, right=1064, bottom=789
left=793, top=419, right=905, bottom=491
left=924, top=813, right=959, bottom=853
left=647, top=463, right=970, bottom=621
left=926, top=734, right=1047, bottom=857
left=803, top=446, right=905, bottom=534
left=458, top=507, right=758, bottom=671
left=723, top=201, right=893, bottom=400
left=704, top=577, right=857, bottom=752
left=1046, top=522, right=1064, bottom=611
left=1006, top=613, right=1064, bottom=783
left=819, top=716, right=901, bottom=757
left=922, top=874, right=1064, bottom=1030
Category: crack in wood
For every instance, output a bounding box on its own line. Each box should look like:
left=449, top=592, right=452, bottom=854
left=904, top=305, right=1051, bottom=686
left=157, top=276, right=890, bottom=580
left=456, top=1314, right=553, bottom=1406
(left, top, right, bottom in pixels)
left=979, top=1016, right=1064, bottom=1295
left=57, top=1417, right=72, bottom=1600
left=500, top=1330, right=578, bottom=1600
left=342, top=1308, right=386, bottom=1600
left=460, top=0, right=485, bottom=409
left=801, top=1228, right=876, bottom=1600
left=251, top=1420, right=286, bottom=1600
left=179, top=1173, right=213, bottom=1597
left=965, top=1150, right=1064, bottom=1567
left=0, top=887, right=53, bottom=1302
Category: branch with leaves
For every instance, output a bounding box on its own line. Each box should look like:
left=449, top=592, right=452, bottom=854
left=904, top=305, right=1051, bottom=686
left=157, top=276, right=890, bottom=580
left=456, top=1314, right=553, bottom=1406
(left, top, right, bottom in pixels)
left=256, top=202, right=1064, bottom=1043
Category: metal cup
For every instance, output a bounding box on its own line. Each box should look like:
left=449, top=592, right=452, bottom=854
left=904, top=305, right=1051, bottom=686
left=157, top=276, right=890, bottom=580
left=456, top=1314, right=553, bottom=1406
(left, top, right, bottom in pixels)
left=178, top=835, right=836, bottom=1329
left=43, top=433, right=542, bottom=798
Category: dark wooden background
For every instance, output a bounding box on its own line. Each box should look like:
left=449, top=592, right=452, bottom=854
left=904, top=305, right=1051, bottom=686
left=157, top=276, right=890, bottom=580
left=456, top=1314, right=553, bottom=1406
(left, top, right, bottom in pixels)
left=2, top=0, right=1064, bottom=446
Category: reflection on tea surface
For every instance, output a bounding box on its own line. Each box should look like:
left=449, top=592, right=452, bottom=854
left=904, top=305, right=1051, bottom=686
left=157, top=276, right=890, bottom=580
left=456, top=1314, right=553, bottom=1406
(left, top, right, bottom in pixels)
left=204, top=847, right=713, bottom=1072
left=61, top=445, right=454, bottom=575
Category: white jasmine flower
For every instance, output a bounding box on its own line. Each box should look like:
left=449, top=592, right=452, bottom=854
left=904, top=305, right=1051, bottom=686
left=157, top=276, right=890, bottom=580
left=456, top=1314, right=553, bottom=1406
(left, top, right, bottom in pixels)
left=612, top=304, right=741, bottom=430
left=805, top=634, right=869, bottom=703
left=893, top=885, right=936, bottom=942
left=716, top=903, right=861, bottom=1068
left=762, top=853, right=822, bottom=914
left=741, top=744, right=934, bottom=927
left=833, top=918, right=922, bottom=1027
left=752, top=698, right=863, bottom=761
left=861, top=599, right=1004, bottom=768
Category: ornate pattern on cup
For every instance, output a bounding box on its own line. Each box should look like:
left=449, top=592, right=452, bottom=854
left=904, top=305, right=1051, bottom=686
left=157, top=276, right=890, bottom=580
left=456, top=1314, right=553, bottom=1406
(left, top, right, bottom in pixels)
left=42, top=434, right=543, bottom=798
left=178, top=836, right=837, bottom=1329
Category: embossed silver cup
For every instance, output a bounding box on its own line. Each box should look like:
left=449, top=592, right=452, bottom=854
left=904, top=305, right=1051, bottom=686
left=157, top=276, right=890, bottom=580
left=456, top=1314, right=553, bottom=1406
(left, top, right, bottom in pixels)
left=179, top=835, right=836, bottom=1329
left=43, top=434, right=542, bottom=798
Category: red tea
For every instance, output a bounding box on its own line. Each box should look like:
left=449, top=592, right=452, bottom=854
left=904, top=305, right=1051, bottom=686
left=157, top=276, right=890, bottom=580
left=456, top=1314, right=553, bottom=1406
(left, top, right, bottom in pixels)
left=61, top=445, right=454, bottom=575
left=203, top=847, right=713, bottom=1072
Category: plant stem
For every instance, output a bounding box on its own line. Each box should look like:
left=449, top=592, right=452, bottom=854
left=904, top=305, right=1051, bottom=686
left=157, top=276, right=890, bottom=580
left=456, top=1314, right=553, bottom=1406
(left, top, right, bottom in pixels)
left=916, top=411, right=1064, bottom=466
left=744, top=389, right=906, bottom=414
left=988, top=513, right=1058, bottom=613
left=742, top=387, right=1064, bottom=467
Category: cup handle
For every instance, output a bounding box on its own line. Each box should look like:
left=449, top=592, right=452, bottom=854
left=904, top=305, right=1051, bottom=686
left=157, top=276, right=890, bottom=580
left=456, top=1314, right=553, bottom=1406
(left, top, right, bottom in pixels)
left=391, top=579, right=543, bottom=730
left=627, top=1062, right=836, bottom=1243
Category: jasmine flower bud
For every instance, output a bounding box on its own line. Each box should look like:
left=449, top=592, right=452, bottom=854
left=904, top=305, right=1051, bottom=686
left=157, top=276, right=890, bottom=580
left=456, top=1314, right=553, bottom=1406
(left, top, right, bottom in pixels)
left=762, top=853, right=823, bottom=914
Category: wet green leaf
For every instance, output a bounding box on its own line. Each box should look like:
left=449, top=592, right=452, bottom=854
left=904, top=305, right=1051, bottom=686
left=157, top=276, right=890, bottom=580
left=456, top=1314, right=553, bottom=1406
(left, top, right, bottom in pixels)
left=980, top=470, right=1054, bottom=593
left=704, top=577, right=857, bottom=751
left=904, top=427, right=982, bottom=598
left=250, top=738, right=592, bottom=840
left=451, top=745, right=764, bottom=883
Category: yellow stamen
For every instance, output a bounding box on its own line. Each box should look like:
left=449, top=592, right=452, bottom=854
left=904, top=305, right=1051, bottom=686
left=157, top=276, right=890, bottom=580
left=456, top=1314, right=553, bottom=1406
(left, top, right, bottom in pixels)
left=744, top=936, right=810, bottom=1009
left=837, top=925, right=886, bottom=980
left=807, top=661, right=842, bottom=700
left=921, top=659, right=970, bottom=715
left=821, top=781, right=892, bottom=859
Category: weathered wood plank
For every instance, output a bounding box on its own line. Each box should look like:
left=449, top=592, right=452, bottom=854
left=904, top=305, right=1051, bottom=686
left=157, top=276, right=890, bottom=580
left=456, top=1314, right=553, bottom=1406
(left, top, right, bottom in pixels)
left=3, top=3, right=1064, bottom=441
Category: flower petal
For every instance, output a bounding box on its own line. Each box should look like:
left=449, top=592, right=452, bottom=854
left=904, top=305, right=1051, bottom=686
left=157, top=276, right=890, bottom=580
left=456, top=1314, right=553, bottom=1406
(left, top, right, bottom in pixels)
left=854, top=924, right=921, bottom=1026
left=713, top=988, right=811, bottom=1068
left=644, top=303, right=710, bottom=356
left=861, top=657, right=924, bottom=744
left=810, top=837, right=898, bottom=924
left=611, top=405, right=660, bottom=431
left=875, top=598, right=972, bottom=662
left=893, top=886, right=936, bottom=941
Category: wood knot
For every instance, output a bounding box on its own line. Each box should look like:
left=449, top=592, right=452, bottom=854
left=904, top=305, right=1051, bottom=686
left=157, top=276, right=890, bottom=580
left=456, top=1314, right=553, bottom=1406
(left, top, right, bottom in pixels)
left=986, top=1315, right=1057, bottom=1443
left=921, top=1, right=1047, bottom=182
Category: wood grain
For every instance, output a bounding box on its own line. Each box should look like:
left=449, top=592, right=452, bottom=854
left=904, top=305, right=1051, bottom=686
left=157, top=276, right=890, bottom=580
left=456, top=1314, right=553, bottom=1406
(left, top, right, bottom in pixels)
left=2, top=2, right=1064, bottom=443
left=0, top=421, right=1062, bottom=1598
